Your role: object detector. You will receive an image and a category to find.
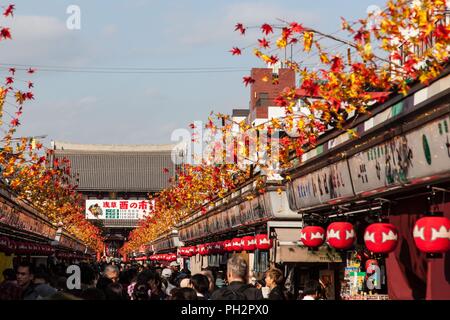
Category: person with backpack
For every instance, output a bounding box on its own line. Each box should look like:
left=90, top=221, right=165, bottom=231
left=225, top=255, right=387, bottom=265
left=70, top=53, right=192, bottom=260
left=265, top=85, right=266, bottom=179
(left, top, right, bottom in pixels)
left=210, top=255, right=263, bottom=300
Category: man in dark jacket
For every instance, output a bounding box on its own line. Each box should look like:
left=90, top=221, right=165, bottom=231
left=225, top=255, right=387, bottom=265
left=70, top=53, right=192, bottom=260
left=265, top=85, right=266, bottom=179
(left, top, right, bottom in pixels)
left=211, top=255, right=263, bottom=300
left=16, top=262, right=38, bottom=300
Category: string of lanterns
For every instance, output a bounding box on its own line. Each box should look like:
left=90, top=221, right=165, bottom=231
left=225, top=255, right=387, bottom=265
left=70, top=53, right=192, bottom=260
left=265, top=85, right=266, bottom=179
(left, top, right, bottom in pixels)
left=299, top=216, right=450, bottom=255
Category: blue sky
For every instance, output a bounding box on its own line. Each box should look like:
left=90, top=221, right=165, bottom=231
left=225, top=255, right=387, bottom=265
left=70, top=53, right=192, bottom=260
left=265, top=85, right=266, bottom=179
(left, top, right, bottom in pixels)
left=1, top=0, right=385, bottom=145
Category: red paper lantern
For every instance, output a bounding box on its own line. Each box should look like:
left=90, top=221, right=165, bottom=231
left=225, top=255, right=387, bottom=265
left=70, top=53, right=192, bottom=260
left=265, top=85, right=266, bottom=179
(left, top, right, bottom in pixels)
left=168, top=253, right=177, bottom=261
left=208, top=242, right=216, bottom=254
left=300, top=226, right=325, bottom=248
left=178, top=247, right=187, bottom=257
left=223, top=240, right=233, bottom=252
left=413, top=216, right=450, bottom=254
left=213, top=241, right=224, bottom=254
left=231, top=238, right=243, bottom=252
left=242, top=236, right=256, bottom=251
left=206, top=243, right=213, bottom=255
left=198, top=244, right=208, bottom=256
left=16, top=242, right=28, bottom=255
left=326, top=222, right=355, bottom=250
left=188, top=246, right=196, bottom=256
left=255, top=234, right=272, bottom=250
left=364, top=223, right=398, bottom=254
left=0, top=237, right=9, bottom=252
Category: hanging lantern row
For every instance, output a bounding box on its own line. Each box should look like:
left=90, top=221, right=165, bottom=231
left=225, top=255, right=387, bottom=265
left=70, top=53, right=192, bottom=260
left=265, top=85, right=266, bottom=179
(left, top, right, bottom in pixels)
left=0, top=237, right=56, bottom=256
left=56, top=251, right=87, bottom=260
left=177, top=234, right=273, bottom=257
left=299, top=216, right=449, bottom=255
left=149, top=253, right=177, bottom=262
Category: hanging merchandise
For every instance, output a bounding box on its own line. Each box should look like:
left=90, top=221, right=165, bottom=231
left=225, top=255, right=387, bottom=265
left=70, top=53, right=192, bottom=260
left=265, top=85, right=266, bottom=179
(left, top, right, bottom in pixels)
left=327, top=222, right=356, bottom=250
left=364, top=223, right=399, bottom=254
left=413, top=215, right=450, bottom=254
left=300, top=226, right=325, bottom=248
left=255, top=234, right=272, bottom=250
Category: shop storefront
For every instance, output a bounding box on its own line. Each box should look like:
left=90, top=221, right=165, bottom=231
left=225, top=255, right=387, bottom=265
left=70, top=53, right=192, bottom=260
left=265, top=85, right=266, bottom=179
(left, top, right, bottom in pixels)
left=176, top=180, right=302, bottom=280
left=285, top=72, right=450, bottom=300
left=149, top=230, right=181, bottom=268
left=0, top=184, right=95, bottom=280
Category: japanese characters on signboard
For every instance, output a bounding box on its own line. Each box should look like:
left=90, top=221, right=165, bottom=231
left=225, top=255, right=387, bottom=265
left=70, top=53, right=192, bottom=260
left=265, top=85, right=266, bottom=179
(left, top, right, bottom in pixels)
left=288, top=159, right=354, bottom=211
left=0, top=200, right=56, bottom=239
left=85, top=200, right=153, bottom=220
left=349, top=114, right=450, bottom=195
left=286, top=114, right=450, bottom=211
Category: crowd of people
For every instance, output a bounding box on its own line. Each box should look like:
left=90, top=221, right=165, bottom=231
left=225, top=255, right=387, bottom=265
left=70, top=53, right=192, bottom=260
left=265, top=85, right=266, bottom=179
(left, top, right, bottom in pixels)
left=0, top=255, right=325, bottom=300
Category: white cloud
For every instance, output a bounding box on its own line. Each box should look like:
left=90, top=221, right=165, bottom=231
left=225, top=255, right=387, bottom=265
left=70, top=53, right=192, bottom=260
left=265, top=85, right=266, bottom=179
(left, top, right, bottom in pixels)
left=0, top=15, right=92, bottom=66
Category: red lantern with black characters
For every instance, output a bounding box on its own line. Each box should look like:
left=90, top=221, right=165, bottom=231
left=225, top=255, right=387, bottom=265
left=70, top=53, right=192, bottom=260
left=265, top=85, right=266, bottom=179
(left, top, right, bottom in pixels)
left=231, top=238, right=243, bottom=252
left=255, top=234, right=272, bottom=250
left=413, top=216, right=450, bottom=254
left=300, top=226, right=325, bottom=248
left=364, top=223, right=399, bottom=254
left=223, top=240, right=233, bottom=252
left=326, top=222, right=355, bottom=250
left=242, top=236, right=256, bottom=251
